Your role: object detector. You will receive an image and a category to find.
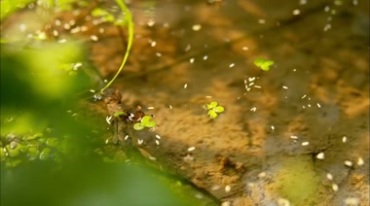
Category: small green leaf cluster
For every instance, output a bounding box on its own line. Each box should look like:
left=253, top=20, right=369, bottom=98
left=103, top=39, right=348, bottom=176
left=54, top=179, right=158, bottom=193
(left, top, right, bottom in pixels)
left=254, top=58, right=274, bottom=71
left=206, top=101, right=225, bottom=119
left=1, top=132, right=63, bottom=168
left=133, top=115, right=156, bottom=130
left=91, top=8, right=126, bottom=26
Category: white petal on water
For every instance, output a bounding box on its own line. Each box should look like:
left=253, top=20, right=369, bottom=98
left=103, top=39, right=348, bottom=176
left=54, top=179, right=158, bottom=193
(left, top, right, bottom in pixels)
left=189, top=58, right=194, bottom=64
left=225, top=185, right=231, bottom=192
left=105, top=116, right=112, bottom=125
left=293, top=9, right=300, bottom=15
left=301, top=141, right=309, bottom=146
left=316, top=152, right=325, bottom=160
left=138, top=139, right=144, bottom=145
left=187, top=146, right=195, bottom=152
left=229, top=63, right=235, bottom=68
left=357, top=157, right=364, bottom=166
left=342, top=136, right=347, bottom=143
left=155, top=135, right=161, bottom=139
left=192, top=24, right=202, bottom=31
left=90, top=35, right=98, bottom=41
left=332, top=183, right=339, bottom=192
left=344, top=160, right=353, bottom=167
left=290, top=135, right=299, bottom=140
left=326, top=173, right=333, bottom=181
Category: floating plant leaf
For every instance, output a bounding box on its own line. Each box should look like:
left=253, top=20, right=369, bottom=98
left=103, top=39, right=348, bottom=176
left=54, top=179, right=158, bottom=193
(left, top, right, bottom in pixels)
left=141, top=115, right=156, bottom=128
left=214, top=106, right=224, bottom=113
left=114, top=111, right=126, bottom=117
left=254, top=58, right=274, bottom=71
left=208, top=110, right=218, bottom=119
left=39, top=148, right=51, bottom=160
left=206, top=101, right=225, bottom=119
left=206, top=101, right=218, bottom=110
left=133, top=123, right=145, bottom=130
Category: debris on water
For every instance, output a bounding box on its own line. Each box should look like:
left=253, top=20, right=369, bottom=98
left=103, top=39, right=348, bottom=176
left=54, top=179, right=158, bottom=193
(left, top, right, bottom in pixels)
left=342, top=136, right=347, bottom=143
left=184, top=83, right=188, bottom=89
left=290, top=135, right=299, bottom=140
left=332, top=183, right=339, bottom=192
left=282, top=85, right=288, bottom=90
left=357, top=157, right=364, bottom=166
left=344, top=197, right=360, bottom=206
left=203, top=55, right=208, bottom=60
left=138, top=139, right=144, bottom=145
left=211, top=185, right=220, bottom=191
left=317, top=103, right=322, bottom=108
left=150, top=40, right=156, bottom=47
left=221, top=201, right=231, bottom=206
left=344, top=160, right=353, bottom=167
left=258, top=172, right=266, bottom=178
left=90, top=35, right=98, bottom=41
left=225, top=185, right=231, bottom=192
left=106, top=116, right=112, bottom=124
left=124, top=135, right=129, bottom=140
left=258, top=19, right=266, bottom=24
left=192, top=24, right=202, bottom=31
left=271, top=125, right=275, bottom=130
left=189, top=58, right=194, bottom=64
left=277, top=198, right=291, bottom=206
left=242, top=46, right=249, bottom=51
left=147, top=106, right=154, bottom=110
left=250, top=107, right=257, bottom=112
left=147, top=19, right=155, bottom=27
left=155, top=140, right=160, bottom=145
left=229, top=63, right=235, bottom=68
left=301, top=141, right=309, bottom=146
left=316, top=152, right=325, bottom=160
left=183, top=154, right=194, bottom=162
left=292, top=9, right=300, bottom=15
left=187, top=146, right=196, bottom=152
left=326, top=173, right=333, bottom=181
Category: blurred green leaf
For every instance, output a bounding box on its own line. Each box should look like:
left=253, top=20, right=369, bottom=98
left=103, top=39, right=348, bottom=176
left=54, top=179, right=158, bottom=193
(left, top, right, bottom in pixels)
left=254, top=58, right=274, bottom=71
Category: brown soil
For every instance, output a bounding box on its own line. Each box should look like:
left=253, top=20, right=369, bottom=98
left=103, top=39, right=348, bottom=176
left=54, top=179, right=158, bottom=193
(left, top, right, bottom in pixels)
left=2, top=0, right=369, bottom=205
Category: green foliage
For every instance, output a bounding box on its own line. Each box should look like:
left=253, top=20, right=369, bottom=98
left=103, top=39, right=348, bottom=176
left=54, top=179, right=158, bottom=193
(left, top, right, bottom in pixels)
left=99, top=0, right=134, bottom=94
left=206, top=101, right=225, bottom=119
left=254, top=58, right=274, bottom=71
left=133, top=115, right=157, bottom=130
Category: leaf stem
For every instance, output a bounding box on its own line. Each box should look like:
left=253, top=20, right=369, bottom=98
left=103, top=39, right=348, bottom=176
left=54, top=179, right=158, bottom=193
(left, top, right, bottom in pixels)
left=100, top=0, right=134, bottom=94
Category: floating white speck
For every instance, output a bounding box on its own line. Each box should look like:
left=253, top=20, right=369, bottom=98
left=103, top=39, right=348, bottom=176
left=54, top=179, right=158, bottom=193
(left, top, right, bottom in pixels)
left=156, top=52, right=162, bottom=57
left=80, top=26, right=88, bottom=31
left=138, top=139, right=144, bottom=145
left=187, top=146, right=195, bottom=152
left=342, top=136, right=347, bottom=143
left=192, top=24, right=202, bottom=31
left=147, top=106, right=154, bottom=110
left=254, top=85, right=262, bottom=89
left=221, top=201, right=231, bottom=206
left=248, top=77, right=256, bottom=81
left=293, top=9, right=300, bottom=15
left=344, top=197, right=359, bottom=206
left=352, top=0, right=358, bottom=6
left=169, top=105, right=173, bottom=109
left=344, top=160, right=353, bottom=167
left=55, top=19, right=61, bottom=26
left=155, top=135, right=161, bottom=140
left=105, top=139, right=109, bottom=144
left=300, top=0, right=307, bottom=5
left=147, top=19, right=155, bottom=27
left=203, top=55, right=208, bottom=60
left=183, top=154, right=194, bottom=162
left=332, top=183, right=339, bottom=192
left=90, top=35, right=98, bottom=41
left=242, top=46, right=249, bottom=51
left=211, top=185, right=220, bottom=190
left=282, top=86, right=288, bottom=90
left=185, top=44, right=191, bottom=52
left=317, top=103, right=321, bottom=108
left=124, top=135, right=129, bottom=140
left=301, top=141, right=309, bottom=146
left=258, top=172, right=266, bottom=178
left=290, top=135, right=299, bottom=140
left=324, top=24, right=331, bottom=32
left=250, top=107, right=257, bottom=112
left=307, top=104, right=311, bottom=108
left=184, top=83, right=188, bottom=89
left=64, top=23, right=71, bottom=30
left=106, top=116, right=112, bottom=124
left=225, top=185, right=231, bottom=192
left=148, top=156, right=156, bottom=161
left=271, top=125, right=275, bottom=130
left=316, top=152, right=325, bottom=160
left=155, top=140, right=160, bottom=145
left=189, top=58, right=194, bottom=64
left=326, top=173, right=333, bottom=181
left=357, top=157, right=364, bottom=166
left=53, top=30, right=59, bottom=36
left=229, top=63, right=235, bottom=68
left=277, top=198, right=290, bottom=206
left=150, top=41, right=156, bottom=47
left=99, top=28, right=105, bottom=33
left=258, top=19, right=266, bottom=24
left=70, top=27, right=81, bottom=34
left=301, top=95, right=307, bottom=99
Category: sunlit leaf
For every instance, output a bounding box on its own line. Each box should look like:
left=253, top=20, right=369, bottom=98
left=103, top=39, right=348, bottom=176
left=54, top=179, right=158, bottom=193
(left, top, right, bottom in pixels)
left=214, top=106, right=224, bottom=113
left=206, top=101, right=218, bottom=110
left=207, top=110, right=218, bottom=119
left=254, top=58, right=274, bottom=71
left=133, top=123, right=144, bottom=130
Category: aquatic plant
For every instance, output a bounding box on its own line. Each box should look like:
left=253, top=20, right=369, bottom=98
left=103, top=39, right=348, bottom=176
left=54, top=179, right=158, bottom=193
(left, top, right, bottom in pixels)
left=99, top=0, right=134, bottom=94
left=206, top=101, right=225, bottom=119
left=133, top=115, right=157, bottom=130
left=254, top=58, right=274, bottom=71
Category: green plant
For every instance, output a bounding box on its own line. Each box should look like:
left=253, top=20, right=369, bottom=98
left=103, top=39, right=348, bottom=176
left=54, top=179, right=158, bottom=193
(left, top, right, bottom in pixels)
left=133, top=115, right=157, bottom=130
left=99, top=0, right=134, bottom=94
left=206, top=101, right=225, bottom=119
left=254, top=58, right=274, bottom=71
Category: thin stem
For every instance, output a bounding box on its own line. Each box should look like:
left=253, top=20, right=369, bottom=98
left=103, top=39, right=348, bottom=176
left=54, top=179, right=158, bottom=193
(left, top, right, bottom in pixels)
left=100, top=0, right=134, bottom=94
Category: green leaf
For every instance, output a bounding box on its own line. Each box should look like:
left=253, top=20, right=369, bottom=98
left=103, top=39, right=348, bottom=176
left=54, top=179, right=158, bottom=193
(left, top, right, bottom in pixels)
left=254, top=58, right=274, bottom=71
left=206, top=101, right=218, bottom=110
left=91, top=8, right=110, bottom=17
left=141, top=115, right=156, bottom=128
left=133, top=123, right=145, bottom=130
left=208, top=110, right=218, bottom=119
left=114, top=111, right=126, bottom=117
left=39, top=148, right=51, bottom=160
left=46, top=138, right=58, bottom=147
left=214, top=106, right=224, bottom=113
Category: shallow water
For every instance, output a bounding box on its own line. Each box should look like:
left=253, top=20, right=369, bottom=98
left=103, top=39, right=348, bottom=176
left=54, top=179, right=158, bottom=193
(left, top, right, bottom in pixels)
left=1, top=0, right=369, bottom=205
